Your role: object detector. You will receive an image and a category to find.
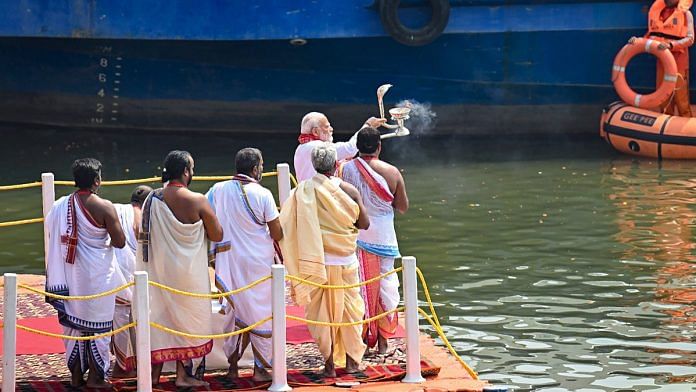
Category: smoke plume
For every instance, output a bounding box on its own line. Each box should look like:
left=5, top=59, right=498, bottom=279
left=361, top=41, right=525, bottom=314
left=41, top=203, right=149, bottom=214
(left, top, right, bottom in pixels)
left=396, top=99, right=437, bottom=135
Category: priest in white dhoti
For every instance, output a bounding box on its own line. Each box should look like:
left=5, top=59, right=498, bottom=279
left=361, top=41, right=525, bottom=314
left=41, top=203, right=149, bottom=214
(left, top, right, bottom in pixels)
left=206, top=147, right=283, bottom=382
left=111, top=185, right=152, bottom=377
left=45, top=158, right=126, bottom=388
left=339, top=127, right=409, bottom=354
left=280, top=144, right=370, bottom=377
left=137, top=150, right=224, bottom=388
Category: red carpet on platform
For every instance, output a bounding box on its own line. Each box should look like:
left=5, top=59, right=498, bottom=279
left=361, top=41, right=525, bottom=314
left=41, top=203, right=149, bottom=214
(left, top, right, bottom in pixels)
left=0, top=306, right=405, bottom=355
left=0, top=317, right=64, bottom=355
left=16, top=360, right=439, bottom=391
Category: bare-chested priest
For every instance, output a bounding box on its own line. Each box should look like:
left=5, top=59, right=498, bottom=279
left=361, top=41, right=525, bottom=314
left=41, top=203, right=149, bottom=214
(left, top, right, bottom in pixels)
left=137, top=150, right=223, bottom=388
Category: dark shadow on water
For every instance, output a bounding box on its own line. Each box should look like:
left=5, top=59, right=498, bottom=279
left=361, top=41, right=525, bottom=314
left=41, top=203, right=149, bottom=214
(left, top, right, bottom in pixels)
left=1, top=125, right=621, bottom=183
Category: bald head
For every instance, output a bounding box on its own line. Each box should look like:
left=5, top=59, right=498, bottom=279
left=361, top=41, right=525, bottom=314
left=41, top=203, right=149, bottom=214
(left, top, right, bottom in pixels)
left=130, top=185, right=153, bottom=206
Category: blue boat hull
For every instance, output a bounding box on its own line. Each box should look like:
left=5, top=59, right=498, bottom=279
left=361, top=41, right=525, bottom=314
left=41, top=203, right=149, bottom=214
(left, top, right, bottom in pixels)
left=0, top=1, right=676, bottom=135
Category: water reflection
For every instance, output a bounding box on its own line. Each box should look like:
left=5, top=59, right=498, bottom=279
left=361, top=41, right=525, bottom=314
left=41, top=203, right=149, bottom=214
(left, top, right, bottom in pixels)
left=606, top=159, right=696, bottom=387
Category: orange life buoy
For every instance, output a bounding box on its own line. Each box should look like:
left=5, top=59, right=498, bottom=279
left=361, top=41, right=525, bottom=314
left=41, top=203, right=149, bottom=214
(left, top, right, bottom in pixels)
left=612, top=37, right=678, bottom=108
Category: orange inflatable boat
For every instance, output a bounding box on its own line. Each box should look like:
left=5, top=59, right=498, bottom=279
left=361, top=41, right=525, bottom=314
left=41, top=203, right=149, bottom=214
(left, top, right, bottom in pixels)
left=601, top=102, right=696, bottom=159
left=602, top=37, right=696, bottom=159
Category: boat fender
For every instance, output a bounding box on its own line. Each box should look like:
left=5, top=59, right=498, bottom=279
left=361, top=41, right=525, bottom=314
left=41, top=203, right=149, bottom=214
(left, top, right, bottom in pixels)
left=379, top=0, right=450, bottom=46
left=612, top=37, right=678, bottom=109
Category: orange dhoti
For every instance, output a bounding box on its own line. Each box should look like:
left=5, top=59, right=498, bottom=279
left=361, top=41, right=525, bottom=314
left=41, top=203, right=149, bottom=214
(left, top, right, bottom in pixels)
left=657, top=49, right=692, bottom=117
left=357, top=249, right=400, bottom=348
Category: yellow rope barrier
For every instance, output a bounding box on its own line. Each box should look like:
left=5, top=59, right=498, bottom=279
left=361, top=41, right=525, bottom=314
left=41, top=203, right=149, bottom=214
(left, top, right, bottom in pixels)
left=194, top=172, right=278, bottom=182
left=286, top=267, right=403, bottom=290
left=150, top=316, right=272, bottom=339
left=1, top=171, right=281, bottom=191
left=149, top=275, right=271, bottom=298
left=289, top=173, right=298, bottom=187
left=17, top=322, right=136, bottom=341
left=0, top=182, right=43, bottom=191
left=415, top=267, right=479, bottom=380
left=417, top=308, right=478, bottom=380
left=0, top=171, right=284, bottom=227
left=0, top=217, right=43, bottom=227
left=287, top=307, right=403, bottom=327
left=18, top=282, right=134, bottom=300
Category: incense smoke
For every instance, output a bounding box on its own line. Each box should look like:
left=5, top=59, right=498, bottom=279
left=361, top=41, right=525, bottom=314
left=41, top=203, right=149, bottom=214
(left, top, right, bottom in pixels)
left=396, top=99, right=437, bottom=135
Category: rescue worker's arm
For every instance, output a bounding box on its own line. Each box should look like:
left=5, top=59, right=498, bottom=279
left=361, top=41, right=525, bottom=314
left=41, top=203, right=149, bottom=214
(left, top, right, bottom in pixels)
left=671, top=11, right=695, bottom=50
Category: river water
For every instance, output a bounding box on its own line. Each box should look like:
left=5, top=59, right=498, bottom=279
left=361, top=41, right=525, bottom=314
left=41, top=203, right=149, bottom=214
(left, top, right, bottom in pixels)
left=1, top=129, right=695, bottom=391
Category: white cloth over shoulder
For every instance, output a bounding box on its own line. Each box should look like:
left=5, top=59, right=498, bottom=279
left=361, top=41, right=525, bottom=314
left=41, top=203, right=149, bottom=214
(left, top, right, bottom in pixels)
left=136, top=190, right=213, bottom=364
left=207, top=177, right=279, bottom=368
left=45, top=192, right=119, bottom=378
left=45, top=193, right=119, bottom=332
left=293, top=133, right=358, bottom=182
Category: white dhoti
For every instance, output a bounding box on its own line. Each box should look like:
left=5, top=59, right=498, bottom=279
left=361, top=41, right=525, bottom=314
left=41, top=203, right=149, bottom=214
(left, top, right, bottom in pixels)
left=45, top=192, right=119, bottom=378
left=136, top=189, right=213, bottom=366
left=207, top=177, right=279, bottom=369
left=112, top=203, right=137, bottom=371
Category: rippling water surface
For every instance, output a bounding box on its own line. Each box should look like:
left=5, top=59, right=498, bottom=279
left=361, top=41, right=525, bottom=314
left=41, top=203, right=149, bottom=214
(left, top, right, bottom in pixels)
left=1, top=129, right=695, bottom=390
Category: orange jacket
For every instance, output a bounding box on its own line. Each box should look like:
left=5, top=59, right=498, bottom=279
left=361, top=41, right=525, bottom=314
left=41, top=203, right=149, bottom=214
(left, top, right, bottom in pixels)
left=647, top=0, right=695, bottom=52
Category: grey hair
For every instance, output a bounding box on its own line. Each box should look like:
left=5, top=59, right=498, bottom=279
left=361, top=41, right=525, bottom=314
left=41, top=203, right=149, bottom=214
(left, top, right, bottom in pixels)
left=311, top=144, right=337, bottom=174
left=301, top=112, right=326, bottom=134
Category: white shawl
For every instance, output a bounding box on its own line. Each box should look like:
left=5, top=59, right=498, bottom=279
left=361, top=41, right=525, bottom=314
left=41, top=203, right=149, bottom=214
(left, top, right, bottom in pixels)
left=45, top=193, right=118, bottom=333
left=137, top=191, right=213, bottom=363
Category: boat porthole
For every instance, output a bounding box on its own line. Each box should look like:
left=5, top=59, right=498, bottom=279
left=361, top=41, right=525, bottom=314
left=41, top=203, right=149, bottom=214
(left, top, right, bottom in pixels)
left=628, top=140, right=640, bottom=152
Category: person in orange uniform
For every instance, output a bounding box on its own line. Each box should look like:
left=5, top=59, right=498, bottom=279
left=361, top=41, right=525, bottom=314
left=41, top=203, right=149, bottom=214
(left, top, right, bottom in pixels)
left=630, top=0, right=694, bottom=116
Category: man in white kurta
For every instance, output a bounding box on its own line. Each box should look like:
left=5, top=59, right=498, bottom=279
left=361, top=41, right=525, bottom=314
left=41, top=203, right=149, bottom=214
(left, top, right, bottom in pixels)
left=294, top=112, right=385, bottom=181
left=111, top=185, right=152, bottom=375
left=207, top=148, right=282, bottom=382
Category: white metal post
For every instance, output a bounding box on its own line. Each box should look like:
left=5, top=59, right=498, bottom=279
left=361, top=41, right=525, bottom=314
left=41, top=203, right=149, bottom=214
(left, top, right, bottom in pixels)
left=134, top=271, right=152, bottom=391
left=3, top=273, right=17, bottom=391
left=269, top=265, right=291, bottom=391
left=41, top=173, right=55, bottom=269
left=276, top=163, right=291, bottom=206
left=402, top=256, right=425, bottom=383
